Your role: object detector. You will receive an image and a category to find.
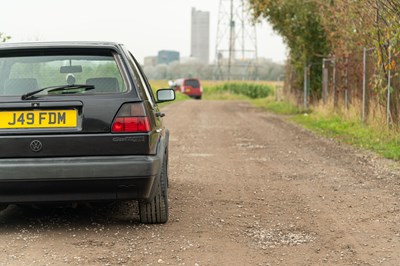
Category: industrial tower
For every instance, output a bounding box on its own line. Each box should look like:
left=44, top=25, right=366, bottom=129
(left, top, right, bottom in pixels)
left=191, top=8, right=210, bottom=64
left=215, top=0, right=258, bottom=80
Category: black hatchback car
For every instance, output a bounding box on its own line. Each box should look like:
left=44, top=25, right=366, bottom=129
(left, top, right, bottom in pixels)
left=0, top=42, right=175, bottom=224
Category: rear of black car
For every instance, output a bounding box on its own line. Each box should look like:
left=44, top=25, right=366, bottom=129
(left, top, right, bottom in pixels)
left=0, top=42, right=171, bottom=223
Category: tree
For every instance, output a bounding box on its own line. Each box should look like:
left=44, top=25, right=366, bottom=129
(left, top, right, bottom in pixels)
left=249, top=0, right=330, bottom=99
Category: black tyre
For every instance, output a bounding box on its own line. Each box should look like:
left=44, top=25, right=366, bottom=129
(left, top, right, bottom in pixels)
left=139, top=153, right=169, bottom=224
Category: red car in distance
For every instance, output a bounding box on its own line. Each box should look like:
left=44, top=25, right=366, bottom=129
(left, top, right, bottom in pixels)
left=172, top=78, right=202, bottom=99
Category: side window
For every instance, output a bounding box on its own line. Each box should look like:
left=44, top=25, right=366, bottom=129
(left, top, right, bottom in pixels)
left=127, top=52, right=156, bottom=107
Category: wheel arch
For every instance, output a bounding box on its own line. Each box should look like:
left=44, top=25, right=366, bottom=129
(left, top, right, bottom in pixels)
left=145, top=129, right=169, bottom=202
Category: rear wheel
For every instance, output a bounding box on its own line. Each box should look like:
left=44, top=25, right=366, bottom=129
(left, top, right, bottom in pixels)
left=139, top=152, right=169, bottom=224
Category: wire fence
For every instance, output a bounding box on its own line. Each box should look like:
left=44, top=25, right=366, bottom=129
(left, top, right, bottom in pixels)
left=300, top=46, right=400, bottom=129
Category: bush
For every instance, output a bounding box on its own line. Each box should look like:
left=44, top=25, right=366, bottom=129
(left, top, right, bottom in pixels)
left=205, top=82, right=273, bottom=99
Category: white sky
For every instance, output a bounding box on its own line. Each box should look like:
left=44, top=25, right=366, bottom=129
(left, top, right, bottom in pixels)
left=0, top=0, right=287, bottom=64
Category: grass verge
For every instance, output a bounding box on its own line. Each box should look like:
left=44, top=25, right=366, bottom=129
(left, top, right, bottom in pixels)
left=292, top=113, right=400, bottom=160
left=253, top=97, right=400, bottom=160
left=251, top=97, right=303, bottom=115
left=204, top=82, right=274, bottom=100
left=247, top=92, right=400, bottom=160
left=150, top=80, right=400, bottom=160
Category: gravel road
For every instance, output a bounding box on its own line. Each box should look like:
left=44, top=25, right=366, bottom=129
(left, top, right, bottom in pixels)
left=0, top=100, right=399, bottom=265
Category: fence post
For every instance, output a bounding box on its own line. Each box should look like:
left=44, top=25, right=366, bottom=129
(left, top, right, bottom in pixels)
left=304, top=64, right=308, bottom=109
left=322, top=59, right=328, bottom=104
left=344, top=56, right=349, bottom=109
left=307, top=64, right=311, bottom=103
left=332, top=56, right=337, bottom=109
left=387, top=46, right=392, bottom=128
left=362, top=47, right=367, bottom=122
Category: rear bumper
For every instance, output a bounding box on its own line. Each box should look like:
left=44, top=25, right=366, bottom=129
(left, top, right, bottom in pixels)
left=0, top=155, right=161, bottom=204
left=184, top=88, right=201, bottom=97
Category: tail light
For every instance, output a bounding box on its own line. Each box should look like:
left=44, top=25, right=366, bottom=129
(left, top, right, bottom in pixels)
left=181, top=86, right=185, bottom=93
left=112, top=103, right=151, bottom=133
left=200, top=86, right=203, bottom=93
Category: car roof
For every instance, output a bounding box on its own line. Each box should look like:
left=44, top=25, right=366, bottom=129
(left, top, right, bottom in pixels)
left=0, top=41, right=122, bottom=51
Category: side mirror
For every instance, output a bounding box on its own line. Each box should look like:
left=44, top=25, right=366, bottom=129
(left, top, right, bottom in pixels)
left=156, top=88, right=175, bottom=103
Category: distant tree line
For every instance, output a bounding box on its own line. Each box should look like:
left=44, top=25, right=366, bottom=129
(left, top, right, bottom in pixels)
left=0, top=31, right=282, bottom=81
left=143, top=59, right=283, bottom=81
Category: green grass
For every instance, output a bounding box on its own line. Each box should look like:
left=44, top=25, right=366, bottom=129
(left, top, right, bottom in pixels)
left=251, top=97, right=303, bottom=115
left=203, top=92, right=250, bottom=100
left=152, top=79, right=400, bottom=160
left=150, top=80, right=277, bottom=102
left=157, top=92, right=191, bottom=108
left=247, top=94, right=400, bottom=160
left=204, top=82, right=274, bottom=99
left=249, top=94, right=400, bottom=161
left=292, top=112, right=400, bottom=160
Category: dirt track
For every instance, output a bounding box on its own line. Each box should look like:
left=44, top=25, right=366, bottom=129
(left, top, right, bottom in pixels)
left=0, top=100, right=400, bottom=265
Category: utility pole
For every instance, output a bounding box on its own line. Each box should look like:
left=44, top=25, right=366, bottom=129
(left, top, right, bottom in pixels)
left=228, top=0, right=234, bottom=80
left=215, top=0, right=258, bottom=80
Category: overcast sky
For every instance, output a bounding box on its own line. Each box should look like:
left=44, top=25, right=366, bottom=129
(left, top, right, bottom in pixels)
left=0, top=0, right=287, bottom=64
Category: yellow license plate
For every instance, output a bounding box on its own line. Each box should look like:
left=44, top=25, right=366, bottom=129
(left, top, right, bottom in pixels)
left=0, top=110, right=77, bottom=129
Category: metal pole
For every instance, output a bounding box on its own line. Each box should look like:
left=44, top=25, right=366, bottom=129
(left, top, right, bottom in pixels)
left=228, top=0, right=234, bottom=80
left=344, top=56, right=349, bottom=109
left=387, top=46, right=392, bottom=128
left=241, top=0, right=245, bottom=61
left=362, top=47, right=367, bottom=122
left=322, top=59, right=327, bottom=104
left=333, top=57, right=337, bottom=108
left=215, top=0, right=223, bottom=80
left=304, top=64, right=308, bottom=109
left=308, top=65, right=311, bottom=101
left=241, top=0, right=245, bottom=80
left=253, top=18, right=259, bottom=81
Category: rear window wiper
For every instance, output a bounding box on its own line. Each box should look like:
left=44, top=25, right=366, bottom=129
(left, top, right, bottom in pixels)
left=21, top=84, right=95, bottom=100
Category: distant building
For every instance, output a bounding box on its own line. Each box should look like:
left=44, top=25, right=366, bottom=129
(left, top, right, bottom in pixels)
left=143, top=56, right=157, bottom=67
left=180, top=56, right=203, bottom=64
left=157, top=50, right=180, bottom=65
left=191, top=8, right=210, bottom=64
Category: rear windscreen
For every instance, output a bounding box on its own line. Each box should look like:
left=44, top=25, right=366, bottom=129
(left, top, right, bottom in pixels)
left=184, top=79, right=200, bottom=88
left=0, top=50, right=127, bottom=96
